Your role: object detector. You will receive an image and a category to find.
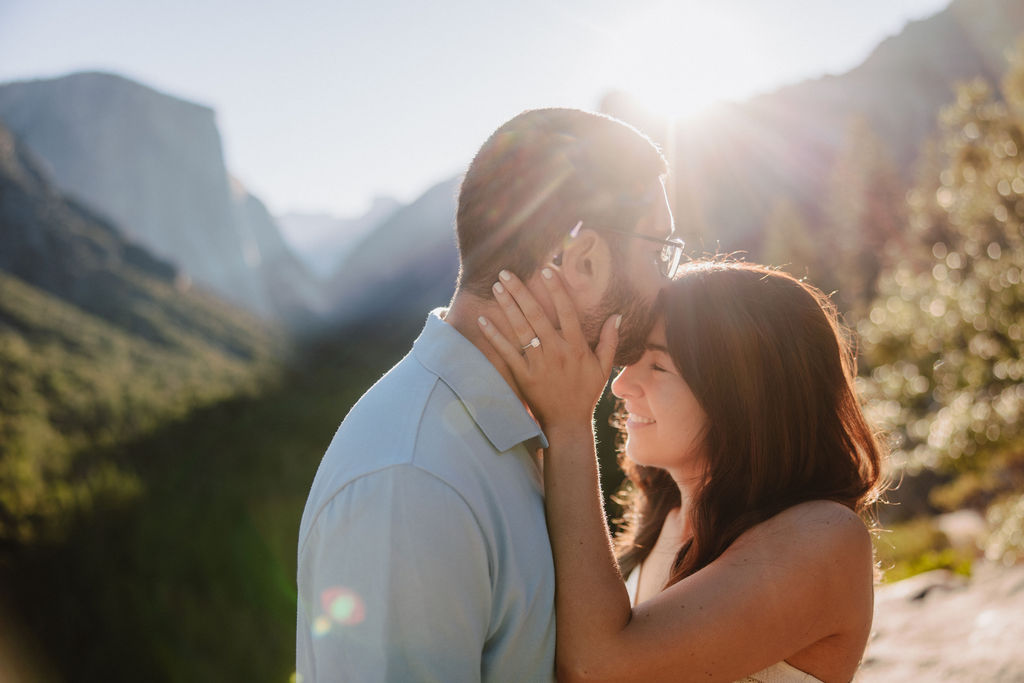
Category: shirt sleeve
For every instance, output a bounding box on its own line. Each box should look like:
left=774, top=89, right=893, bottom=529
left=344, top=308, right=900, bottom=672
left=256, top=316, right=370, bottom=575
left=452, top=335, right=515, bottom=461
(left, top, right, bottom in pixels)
left=297, top=465, right=492, bottom=683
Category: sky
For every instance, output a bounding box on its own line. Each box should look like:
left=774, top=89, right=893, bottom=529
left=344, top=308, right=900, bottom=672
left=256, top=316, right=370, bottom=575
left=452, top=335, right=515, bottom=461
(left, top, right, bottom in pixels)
left=0, top=0, right=951, bottom=225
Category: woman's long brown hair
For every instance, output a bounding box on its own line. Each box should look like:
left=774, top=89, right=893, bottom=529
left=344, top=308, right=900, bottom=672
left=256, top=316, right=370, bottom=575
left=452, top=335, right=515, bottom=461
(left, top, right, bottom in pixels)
left=615, top=260, right=887, bottom=585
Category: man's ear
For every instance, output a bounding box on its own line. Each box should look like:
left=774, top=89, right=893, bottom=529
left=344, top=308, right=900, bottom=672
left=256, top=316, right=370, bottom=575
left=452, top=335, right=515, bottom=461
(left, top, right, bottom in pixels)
left=557, top=228, right=612, bottom=308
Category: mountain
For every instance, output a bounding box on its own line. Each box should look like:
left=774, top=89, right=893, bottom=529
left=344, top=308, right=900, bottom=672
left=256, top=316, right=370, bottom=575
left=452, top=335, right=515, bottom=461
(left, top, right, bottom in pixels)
left=326, top=176, right=460, bottom=326
left=230, top=178, right=328, bottom=323
left=3, top=115, right=178, bottom=338
left=0, top=71, right=321, bottom=324
left=604, top=0, right=1024, bottom=250
left=325, top=0, right=1024, bottom=329
left=0, top=116, right=279, bottom=539
left=278, top=196, right=401, bottom=279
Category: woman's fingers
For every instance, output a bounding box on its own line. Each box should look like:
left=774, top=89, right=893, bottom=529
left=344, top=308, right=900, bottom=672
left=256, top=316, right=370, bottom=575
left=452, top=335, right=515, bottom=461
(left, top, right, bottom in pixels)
left=477, top=315, right=529, bottom=375
left=496, top=270, right=559, bottom=344
left=478, top=268, right=619, bottom=430
left=492, top=277, right=541, bottom=348
left=539, top=267, right=585, bottom=348
left=595, top=314, right=621, bottom=376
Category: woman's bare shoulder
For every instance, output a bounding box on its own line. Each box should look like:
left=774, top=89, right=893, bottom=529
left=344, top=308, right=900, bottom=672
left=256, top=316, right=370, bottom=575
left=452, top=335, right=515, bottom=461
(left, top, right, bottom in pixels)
left=729, top=499, right=872, bottom=569
left=721, top=500, right=875, bottom=643
left=775, top=499, right=868, bottom=532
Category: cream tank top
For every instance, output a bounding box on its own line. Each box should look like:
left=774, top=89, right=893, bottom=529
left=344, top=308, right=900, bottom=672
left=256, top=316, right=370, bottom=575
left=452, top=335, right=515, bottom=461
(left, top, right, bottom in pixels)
left=623, top=570, right=824, bottom=683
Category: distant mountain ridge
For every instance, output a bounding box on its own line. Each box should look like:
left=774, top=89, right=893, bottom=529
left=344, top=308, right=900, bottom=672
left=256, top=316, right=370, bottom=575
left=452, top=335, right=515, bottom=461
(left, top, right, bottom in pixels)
left=0, top=116, right=274, bottom=357
left=326, top=176, right=460, bottom=326
left=278, top=196, right=401, bottom=279
left=325, top=0, right=1024, bottom=329
left=0, top=71, right=322, bottom=324
left=606, top=0, right=1024, bottom=250
left=0, top=116, right=179, bottom=324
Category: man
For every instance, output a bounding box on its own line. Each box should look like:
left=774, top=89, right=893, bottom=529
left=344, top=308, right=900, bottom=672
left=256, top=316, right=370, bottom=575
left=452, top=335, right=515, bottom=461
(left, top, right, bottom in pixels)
left=297, top=108, right=679, bottom=681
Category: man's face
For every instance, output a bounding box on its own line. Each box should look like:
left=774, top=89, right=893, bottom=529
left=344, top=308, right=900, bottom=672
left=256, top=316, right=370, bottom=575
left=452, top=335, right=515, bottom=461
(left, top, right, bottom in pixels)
left=581, top=180, right=676, bottom=366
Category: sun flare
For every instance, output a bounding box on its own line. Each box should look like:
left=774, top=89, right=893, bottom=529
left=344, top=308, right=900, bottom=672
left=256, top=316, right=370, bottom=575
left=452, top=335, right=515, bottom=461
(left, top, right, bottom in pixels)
left=608, top=2, right=763, bottom=119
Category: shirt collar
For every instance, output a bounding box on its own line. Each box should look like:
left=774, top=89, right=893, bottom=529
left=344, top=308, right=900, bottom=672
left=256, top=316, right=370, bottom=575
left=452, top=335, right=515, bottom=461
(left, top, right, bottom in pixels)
left=412, top=308, right=548, bottom=453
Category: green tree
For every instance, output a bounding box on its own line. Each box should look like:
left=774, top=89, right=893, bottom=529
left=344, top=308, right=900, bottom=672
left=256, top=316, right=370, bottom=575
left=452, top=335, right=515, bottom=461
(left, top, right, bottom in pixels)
left=861, top=41, right=1024, bottom=562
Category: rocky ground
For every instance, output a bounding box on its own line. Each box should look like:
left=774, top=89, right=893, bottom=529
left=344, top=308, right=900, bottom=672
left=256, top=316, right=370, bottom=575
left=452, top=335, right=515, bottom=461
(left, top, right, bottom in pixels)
left=859, top=561, right=1024, bottom=681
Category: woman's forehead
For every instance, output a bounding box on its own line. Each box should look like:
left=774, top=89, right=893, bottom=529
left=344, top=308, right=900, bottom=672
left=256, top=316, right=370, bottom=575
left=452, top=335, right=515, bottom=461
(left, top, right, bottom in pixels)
left=645, top=318, right=668, bottom=349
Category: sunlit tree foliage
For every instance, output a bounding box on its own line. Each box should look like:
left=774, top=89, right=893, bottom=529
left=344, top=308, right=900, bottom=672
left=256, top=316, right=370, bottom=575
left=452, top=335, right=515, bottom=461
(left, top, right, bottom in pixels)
left=860, top=42, right=1024, bottom=561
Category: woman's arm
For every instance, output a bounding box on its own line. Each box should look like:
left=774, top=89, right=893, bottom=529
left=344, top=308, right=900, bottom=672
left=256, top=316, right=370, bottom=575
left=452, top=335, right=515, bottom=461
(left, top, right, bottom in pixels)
left=478, top=268, right=635, bottom=679
left=479, top=270, right=874, bottom=683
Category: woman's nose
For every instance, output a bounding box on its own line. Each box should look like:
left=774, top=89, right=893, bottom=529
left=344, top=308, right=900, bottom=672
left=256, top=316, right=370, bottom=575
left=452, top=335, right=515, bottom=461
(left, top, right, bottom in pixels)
left=611, top=365, right=639, bottom=399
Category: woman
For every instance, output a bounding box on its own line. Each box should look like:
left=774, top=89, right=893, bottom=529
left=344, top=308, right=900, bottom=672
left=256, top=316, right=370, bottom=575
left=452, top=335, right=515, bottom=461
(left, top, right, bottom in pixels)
left=476, top=260, right=886, bottom=682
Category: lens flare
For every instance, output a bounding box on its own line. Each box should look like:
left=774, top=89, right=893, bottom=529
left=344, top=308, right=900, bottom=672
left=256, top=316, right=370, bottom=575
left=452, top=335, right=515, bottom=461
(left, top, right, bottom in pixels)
left=320, top=586, right=365, bottom=626
left=312, top=615, right=332, bottom=637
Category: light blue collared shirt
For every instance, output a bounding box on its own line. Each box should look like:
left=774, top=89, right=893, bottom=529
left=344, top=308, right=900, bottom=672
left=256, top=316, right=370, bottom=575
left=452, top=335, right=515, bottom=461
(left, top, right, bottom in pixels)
left=297, top=309, right=556, bottom=682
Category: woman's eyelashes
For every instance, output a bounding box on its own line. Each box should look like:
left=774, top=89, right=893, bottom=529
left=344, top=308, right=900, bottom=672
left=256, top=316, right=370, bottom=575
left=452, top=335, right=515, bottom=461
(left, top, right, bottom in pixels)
left=648, top=354, right=672, bottom=373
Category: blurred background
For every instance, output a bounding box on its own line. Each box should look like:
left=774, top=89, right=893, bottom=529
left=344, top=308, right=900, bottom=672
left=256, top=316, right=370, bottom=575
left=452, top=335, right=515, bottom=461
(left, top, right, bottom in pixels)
left=2, top=0, right=1024, bottom=680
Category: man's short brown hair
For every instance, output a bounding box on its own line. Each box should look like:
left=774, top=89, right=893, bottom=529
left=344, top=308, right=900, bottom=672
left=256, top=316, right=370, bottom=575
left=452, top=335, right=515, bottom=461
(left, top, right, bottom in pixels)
left=455, top=108, right=668, bottom=297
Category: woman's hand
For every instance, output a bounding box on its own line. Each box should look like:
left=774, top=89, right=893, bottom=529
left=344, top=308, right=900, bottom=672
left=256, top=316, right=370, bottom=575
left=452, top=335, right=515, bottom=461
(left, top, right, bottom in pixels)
left=477, top=268, right=620, bottom=431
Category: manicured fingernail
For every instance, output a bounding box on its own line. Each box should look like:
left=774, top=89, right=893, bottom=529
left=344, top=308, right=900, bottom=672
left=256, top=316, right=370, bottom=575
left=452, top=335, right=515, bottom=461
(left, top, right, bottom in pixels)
left=493, top=281, right=505, bottom=294
left=499, top=270, right=512, bottom=281
left=615, top=314, right=623, bottom=329
left=542, top=267, right=553, bottom=279
left=478, top=316, right=488, bottom=326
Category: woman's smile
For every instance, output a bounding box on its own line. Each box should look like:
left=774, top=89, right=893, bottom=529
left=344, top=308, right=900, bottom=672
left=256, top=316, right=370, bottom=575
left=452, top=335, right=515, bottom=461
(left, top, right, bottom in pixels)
left=625, top=410, right=656, bottom=428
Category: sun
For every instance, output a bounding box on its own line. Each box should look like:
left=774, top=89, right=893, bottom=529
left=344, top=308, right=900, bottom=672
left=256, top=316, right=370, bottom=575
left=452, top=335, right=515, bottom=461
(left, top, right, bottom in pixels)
left=606, top=2, right=765, bottom=119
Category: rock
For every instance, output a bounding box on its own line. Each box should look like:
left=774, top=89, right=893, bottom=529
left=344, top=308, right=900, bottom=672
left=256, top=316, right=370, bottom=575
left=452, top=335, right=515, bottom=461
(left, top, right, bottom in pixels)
left=0, top=72, right=320, bottom=323
left=936, top=509, right=988, bottom=550
left=860, top=561, right=1024, bottom=681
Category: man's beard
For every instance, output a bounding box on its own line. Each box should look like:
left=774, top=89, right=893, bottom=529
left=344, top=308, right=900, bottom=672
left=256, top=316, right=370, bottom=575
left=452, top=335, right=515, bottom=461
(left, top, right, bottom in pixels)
left=580, top=264, right=656, bottom=367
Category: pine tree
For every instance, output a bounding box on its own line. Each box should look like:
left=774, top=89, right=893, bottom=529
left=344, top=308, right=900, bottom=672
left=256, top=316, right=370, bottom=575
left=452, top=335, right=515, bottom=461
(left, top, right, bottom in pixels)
left=861, top=42, right=1024, bottom=561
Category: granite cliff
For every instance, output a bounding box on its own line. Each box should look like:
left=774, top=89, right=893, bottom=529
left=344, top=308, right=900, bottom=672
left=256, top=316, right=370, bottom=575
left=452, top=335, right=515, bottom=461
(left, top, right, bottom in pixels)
left=0, top=71, right=321, bottom=323
left=0, top=116, right=273, bottom=356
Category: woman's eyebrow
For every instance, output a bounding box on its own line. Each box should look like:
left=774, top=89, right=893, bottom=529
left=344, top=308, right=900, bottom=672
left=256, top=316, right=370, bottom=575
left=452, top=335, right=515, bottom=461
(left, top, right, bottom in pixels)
left=644, top=343, right=670, bottom=354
